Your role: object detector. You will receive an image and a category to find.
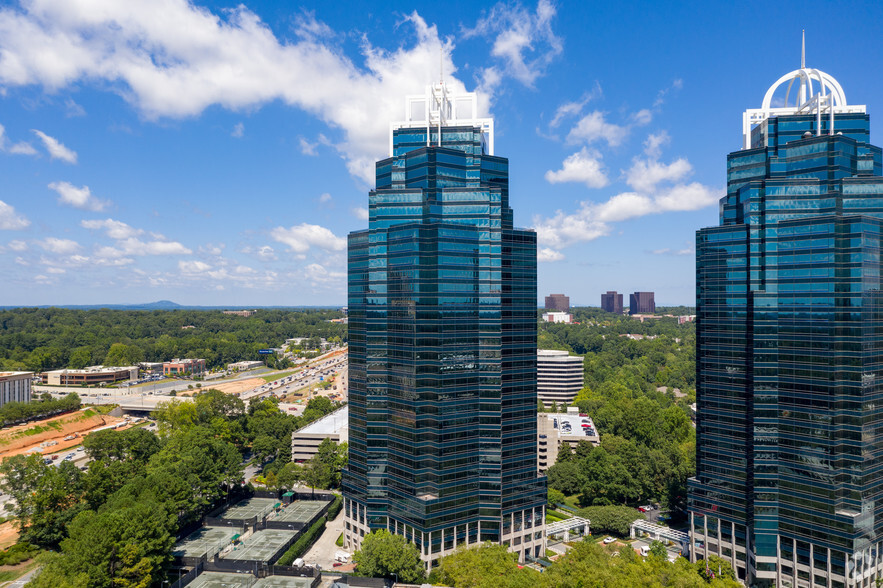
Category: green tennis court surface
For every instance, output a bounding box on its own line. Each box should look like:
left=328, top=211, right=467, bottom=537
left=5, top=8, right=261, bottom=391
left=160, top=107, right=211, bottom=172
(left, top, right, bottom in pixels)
left=253, top=577, right=314, bottom=588
left=222, top=497, right=276, bottom=521
left=173, top=527, right=237, bottom=559
left=272, top=500, right=326, bottom=523
left=188, top=571, right=256, bottom=588
left=220, top=529, right=296, bottom=563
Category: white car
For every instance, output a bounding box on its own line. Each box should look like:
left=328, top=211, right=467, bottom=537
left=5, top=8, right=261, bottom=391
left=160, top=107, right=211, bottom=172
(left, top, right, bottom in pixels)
left=603, top=537, right=616, bottom=544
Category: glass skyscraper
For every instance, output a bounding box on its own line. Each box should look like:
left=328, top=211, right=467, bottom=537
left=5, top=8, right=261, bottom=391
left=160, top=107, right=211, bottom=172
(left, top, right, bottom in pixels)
left=342, top=83, right=546, bottom=569
left=689, top=61, right=883, bottom=588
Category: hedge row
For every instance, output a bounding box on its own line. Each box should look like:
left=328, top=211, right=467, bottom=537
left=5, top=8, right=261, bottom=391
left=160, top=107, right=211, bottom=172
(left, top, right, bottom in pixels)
left=327, top=495, right=342, bottom=520
left=277, top=515, right=327, bottom=565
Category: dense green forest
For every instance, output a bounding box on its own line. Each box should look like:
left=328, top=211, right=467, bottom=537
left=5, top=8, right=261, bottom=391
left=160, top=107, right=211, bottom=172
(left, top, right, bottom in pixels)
left=1, top=389, right=344, bottom=586
left=539, top=308, right=696, bottom=517
left=0, top=308, right=346, bottom=372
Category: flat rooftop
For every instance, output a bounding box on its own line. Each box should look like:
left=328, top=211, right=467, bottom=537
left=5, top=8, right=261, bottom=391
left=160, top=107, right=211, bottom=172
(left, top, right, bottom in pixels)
left=295, top=406, right=348, bottom=436
left=220, top=529, right=296, bottom=563
left=544, top=412, right=599, bottom=442
left=173, top=526, right=237, bottom=559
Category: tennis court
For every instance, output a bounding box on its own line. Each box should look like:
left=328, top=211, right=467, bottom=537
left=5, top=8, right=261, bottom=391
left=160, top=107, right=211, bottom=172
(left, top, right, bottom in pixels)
left=253, top=577, right=314, bottom=588
left=188, top=571, right=257, bottom=588
left=220, top=529, right=296, bottom=563
left=173, top=527, right=238, bottom=560
left=273, top=500, right=327, bottom=523
left=221, top=497, right=277, bottom=521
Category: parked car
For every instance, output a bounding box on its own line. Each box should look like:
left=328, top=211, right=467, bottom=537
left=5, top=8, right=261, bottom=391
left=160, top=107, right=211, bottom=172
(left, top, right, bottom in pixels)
left=603, top=536, right=616, bottom=544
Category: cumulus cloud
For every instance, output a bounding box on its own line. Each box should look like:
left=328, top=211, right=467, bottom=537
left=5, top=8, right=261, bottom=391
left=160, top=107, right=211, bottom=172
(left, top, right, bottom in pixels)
left=351, top=207, right=369, bottom=221
left=319, top=193, right=332, bottom=204
left=6, top=240, right=27, bottom=251
left=0, top=200, right=29, bottom=230
left=566, top=111, right=629, bottom=147
left=270, top=223, right=345, bottom=253
left=299, top=137, right=318, bottom=156
left=32, top=130, right=77, bottom=163
left=544, top=148, right=608, bottom=188
left=534, top=182, right=719, bottom=255
left=625, top=157, right=692, bottom=193
left=39, top=237, right=80, bottom=254
left=81, top=218, right=191, bottom=255
left=304, top=262, right=345, bottom=287
left=465, top=0, right=563, bottom=90
left=231, top=122, right=244, bottom=138
left=0, top=4, right=485, bottom=183
left=48, top=181, right=109, bottom=211
left=0, top=124, right=37, bottom=155
left=538, top=247, right=564, bottom=262
left=548, top=84, right=602, bottom=129
left=643, top=131, right=670, bottom=158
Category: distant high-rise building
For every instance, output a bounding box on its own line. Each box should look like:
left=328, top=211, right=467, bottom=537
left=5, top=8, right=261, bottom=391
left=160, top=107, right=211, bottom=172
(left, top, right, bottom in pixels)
left=689, top=53, right=883, bottom=588
left=601, top=291, right=623, bottom=314
left=629, top=292, right=655, bottom=314
left=544, top=293, right=570, bottom=311
left=343, top=82, right=546, bottom=569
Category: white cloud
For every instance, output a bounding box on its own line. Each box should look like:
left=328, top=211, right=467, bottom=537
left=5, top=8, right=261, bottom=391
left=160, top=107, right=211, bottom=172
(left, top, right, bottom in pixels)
left=39, top=237, right=80, bottom=254
left=270, top=223, right=345, bottom=253
left=231, top=122, right=244, bottom=138
left=319, top=193, right=332, bottom=204
left=465, top=0, right=562, bottom=89
left=544, top=148, right=608, bottom=188
left=46, top=266, right=66, bottom=274
left=625, top=157, right=692, bottom=193
left=537, top=247, right=564, bottom=262
left=6, top=239, right=26, bottom=251
left=0, top=4, right=485, bottom=184
left=257, top=245, right=277, bottom=261
left=631, top=108, right=652, bottom=125
left=48, top=181, right=109, bottom=211
left=81, top=217, right=191, bottom=255
left=64, top=98, right=85, bottom=117
left=534, top=184, right=720, bottom=251
left=81, top=218, right=142, bottom=240
left=654, top=78, right=683, bottom=108
left=0, top=124, right=37, bottom=155
left=566, top=111, right=629, bottom=147
left=351, top=207, right=369, bottom=221
left=643, top=131, right=670, bottom=158
left=178, top=260, right=212, bottom=274
left=32, top=130, right=77, bottom=163
left=299, top=137, right=318, bottom=156
left=304, top=262, right=345, bottom=286
left=549, top=85, right=602, bottom=129
left=0, top=200, right=29, bottom=230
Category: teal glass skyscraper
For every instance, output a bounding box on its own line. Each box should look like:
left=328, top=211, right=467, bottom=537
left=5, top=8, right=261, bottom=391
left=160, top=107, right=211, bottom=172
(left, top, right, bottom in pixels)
left=689, top=56, right=883, bottom=588
left=342, top=83, right=546, bottom=569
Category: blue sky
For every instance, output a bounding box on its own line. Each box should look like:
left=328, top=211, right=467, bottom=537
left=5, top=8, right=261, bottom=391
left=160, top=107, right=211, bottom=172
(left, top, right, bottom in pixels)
left=1, top=0, right=882, bottom=307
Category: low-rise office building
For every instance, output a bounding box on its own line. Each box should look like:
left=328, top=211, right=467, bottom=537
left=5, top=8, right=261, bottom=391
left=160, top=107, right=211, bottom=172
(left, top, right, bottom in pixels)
left=0, top=372, right=32, bottom=406
left=537, top=350, right=584, bottom=407
left=227, top=360, right=264, bottom=372
left=139, top=362, right=164, bottom=376
left=542, top=311, right=573, bottom=324
left=537, top=408, right=600, bottom=472
left=42, top=366, right=139, bottom=386
left=163, top=358, right=206, bottom=377
left=291, top=405, right=348, bottom=462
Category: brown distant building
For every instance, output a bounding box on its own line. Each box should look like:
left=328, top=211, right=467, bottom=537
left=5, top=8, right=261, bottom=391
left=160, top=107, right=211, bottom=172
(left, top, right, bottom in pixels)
left=629, top=292, right=656, bottom=314
left=601, top=291, right=623, bottom=314
left=544, top=293, right=570, bottom=311
left=163, top=359, right=206, bottom=377
left=222, top=310, right=257, bottom=317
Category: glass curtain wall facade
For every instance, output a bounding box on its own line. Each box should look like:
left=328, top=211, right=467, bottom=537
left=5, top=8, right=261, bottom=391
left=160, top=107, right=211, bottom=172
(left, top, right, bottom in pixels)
left=689, top=110, right=883, bottom=588
left=343, top=123, right=546, bottom=568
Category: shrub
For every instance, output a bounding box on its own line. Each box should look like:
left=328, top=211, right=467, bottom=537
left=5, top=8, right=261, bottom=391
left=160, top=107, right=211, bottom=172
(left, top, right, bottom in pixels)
left=277, top=516, right=326, bottom=565
left=327, top=495, right=342, bottom=520
left=577, top=505, right=643, bottom=536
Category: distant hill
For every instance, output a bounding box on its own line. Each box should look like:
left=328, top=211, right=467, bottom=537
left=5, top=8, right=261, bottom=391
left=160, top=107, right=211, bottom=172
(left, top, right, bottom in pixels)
left=0, top=301, right=341, bottom=311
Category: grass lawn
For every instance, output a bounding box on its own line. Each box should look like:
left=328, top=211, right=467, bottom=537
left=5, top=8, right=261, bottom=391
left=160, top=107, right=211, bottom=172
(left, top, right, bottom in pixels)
left=563, top=494, right=582, bottom=509
left=0, top=559, right=38, bottom=582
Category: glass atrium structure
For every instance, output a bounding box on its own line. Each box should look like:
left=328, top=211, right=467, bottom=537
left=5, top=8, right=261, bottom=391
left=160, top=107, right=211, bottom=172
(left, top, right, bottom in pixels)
left=342, top=84, right=546, bottom=569
left=689, top=64, right=883, bottom=588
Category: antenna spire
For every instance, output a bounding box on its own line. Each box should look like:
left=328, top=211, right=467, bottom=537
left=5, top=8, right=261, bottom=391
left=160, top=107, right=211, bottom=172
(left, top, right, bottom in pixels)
left=439, top=44, right=444, bottom=83
left=801, top=29, right=805, bottom=68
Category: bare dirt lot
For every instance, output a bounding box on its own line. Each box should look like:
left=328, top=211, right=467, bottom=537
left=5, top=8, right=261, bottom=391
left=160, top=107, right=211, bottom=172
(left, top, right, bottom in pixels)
left=0, top=409, right=130, bottom=460
left=0, top=522, right=18, bottom=550
left=200, top=378, right=265, bottom=397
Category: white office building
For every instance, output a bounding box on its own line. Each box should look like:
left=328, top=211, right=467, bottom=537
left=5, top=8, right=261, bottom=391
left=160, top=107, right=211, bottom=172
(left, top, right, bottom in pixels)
left=0, top=372, right=33, bottom=407
left=537, top=350, right=584, bottom=407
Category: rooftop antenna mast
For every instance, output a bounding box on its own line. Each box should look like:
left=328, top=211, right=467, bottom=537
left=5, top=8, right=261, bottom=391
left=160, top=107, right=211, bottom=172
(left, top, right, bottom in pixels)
left=801, top=29, right=805, bottom=68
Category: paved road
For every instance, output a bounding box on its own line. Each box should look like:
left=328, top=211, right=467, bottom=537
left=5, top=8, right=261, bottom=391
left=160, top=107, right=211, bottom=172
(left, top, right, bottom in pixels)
left=302, top=497, right=346, bottom=570
left=7, top=566, right=39, bottom=587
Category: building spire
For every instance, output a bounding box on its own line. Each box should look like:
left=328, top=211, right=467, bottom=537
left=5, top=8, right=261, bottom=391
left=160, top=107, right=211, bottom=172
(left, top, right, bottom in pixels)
left=801, top=29, right=805, bottom=69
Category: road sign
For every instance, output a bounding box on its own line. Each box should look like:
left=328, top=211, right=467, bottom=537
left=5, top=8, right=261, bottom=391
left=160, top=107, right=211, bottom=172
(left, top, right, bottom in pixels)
left=258, top=349, right=274, bottom=354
